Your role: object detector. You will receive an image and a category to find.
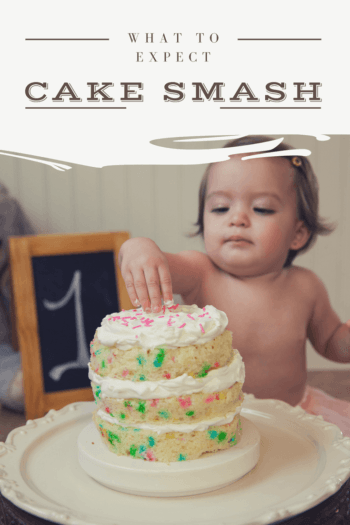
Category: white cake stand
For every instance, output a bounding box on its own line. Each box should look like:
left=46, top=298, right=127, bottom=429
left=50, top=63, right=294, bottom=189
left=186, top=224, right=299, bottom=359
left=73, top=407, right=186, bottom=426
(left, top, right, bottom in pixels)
left=77, top=416, right=260, bottom=497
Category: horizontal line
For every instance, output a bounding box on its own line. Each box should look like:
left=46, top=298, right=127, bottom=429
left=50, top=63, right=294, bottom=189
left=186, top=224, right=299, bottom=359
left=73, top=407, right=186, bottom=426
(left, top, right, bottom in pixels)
left=220, top=107, right=321, bottom=110
left=25, top=38, right=109, bottom=41
left=238, top=38, right=321, bottom=41
left=25, top=107, right=126, bottom=109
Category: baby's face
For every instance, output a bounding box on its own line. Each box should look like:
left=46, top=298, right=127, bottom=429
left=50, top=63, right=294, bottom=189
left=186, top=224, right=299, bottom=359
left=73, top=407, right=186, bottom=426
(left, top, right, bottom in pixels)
left=203, top=155, right=307, bottom=276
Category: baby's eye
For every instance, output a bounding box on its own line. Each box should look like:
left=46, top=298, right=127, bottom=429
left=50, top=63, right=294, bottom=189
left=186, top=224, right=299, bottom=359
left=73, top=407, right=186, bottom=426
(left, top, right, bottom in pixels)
left=253, top=207, right=275, bottom=215
left=211, top=207, right=229, bottom=214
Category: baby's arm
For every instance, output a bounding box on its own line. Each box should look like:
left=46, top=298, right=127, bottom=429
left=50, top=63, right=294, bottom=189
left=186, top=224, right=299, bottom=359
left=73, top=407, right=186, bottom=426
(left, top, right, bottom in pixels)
left=118, top=237, right=209, bottom=313
left=307, top=273, right=350, bottom=362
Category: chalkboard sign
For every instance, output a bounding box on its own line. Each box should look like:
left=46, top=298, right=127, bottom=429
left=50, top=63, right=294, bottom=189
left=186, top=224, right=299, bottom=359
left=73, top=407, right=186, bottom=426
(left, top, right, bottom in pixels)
left=9, top=232, right=132, bottom=419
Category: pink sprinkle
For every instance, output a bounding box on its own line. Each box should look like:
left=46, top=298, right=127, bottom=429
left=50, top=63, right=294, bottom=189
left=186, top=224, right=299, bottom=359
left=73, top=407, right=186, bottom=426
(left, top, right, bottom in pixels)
left=151, top=399, right=159, bottom=407
left=178, top=323, right=186, bottom=329
left=108, top=357, right=113, bottom=364
left=105, top=406, right=111, bottom=413
left=187, top=314, right=195, bottom=320
left=135, top=335, right=139, bottom=338
left=199, top=323, right=205, bottom=333
left=203, top=307, right=206, bottom=312
left=163, top=373, right=171, bottom=379
left=146, top=450, right=156, bottom=461
left=158, top=316, right=165, bottom=318
left=178, top=397, right=192, bottom=408
left=163, top=305, right=166, bottom=313
left=205, top=396, right=214, bottom=404
left=214, top=361, right=220, bottom=368
left=215, top=393, right=220, bottom=400
left=171, top=356, right=175, bottom=362
left=132, top=325, right=142, bottom=329
left=122, top=369, right=129, bottom=377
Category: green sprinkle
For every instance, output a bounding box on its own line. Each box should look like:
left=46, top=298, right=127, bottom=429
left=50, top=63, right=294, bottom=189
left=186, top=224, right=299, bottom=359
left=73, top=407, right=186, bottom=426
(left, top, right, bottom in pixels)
left=137, top=401, right=146, bottom=414
left=139, top=445, right=147, bottom=453
left=148, top=436, right=155, bottom=447
left=133, top=428, right=141, bottom=432
left=107, top=431, right=121, bottom=445
left=153, top=348, right=165, bottom=368
left=178, top=454, right=187, bottom=461
left=158, top=410, right=170, bottom=419
left=197, top=363, right=211, bottom=378
left=94, top=385, right=101, bottom=399
left=101, top=360, right=106, bottom=368
left=139, top=375, right=146, bottom=381
left=218, top=431, right=227, bottom=442
left=229, top=433, right=236, bottom=444
left=124, top=401, right=132, bottom=408
left=208, top=430, right=218, bottom=439
left=94, top=348, right=102, bottom=356
left=186, top=410, right=195, bottom=417
left=130, top=445, right=137, bottom=457
left=137, top=355, right=146, bottom=366
left=120, top=413, right=126, bottom=419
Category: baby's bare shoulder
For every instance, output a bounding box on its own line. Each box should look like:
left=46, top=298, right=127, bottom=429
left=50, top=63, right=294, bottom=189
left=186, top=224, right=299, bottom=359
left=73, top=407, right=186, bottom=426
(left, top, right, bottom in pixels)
left=177, top=250, right=216, bottom=271
left=286, top=265, right=326, bottom=298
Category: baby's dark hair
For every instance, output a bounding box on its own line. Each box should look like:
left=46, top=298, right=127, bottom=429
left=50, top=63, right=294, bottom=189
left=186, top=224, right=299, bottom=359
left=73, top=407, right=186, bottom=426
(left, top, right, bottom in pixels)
left=192, top=135, right=335, bottom=267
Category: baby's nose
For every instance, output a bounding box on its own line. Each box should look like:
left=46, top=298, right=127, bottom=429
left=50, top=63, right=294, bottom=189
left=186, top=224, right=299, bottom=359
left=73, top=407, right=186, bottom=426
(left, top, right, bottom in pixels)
left=229, top=206, right=249, bottom=227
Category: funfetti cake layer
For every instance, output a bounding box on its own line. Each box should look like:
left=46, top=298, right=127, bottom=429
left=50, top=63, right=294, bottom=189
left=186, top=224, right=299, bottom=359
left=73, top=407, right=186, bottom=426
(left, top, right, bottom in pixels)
left=89, top=304, right=245, bottom=462
left=90, top=305, right=233, bottom=381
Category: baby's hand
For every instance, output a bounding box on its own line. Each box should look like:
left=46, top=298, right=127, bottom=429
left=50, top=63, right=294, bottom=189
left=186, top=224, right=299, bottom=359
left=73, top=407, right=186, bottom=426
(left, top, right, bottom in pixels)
left=118, top=238, right=173, bottom=313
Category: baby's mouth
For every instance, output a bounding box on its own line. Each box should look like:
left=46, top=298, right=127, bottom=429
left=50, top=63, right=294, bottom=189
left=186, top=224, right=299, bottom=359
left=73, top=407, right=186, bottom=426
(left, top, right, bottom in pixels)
left=225, top=236, right=252, bottom=244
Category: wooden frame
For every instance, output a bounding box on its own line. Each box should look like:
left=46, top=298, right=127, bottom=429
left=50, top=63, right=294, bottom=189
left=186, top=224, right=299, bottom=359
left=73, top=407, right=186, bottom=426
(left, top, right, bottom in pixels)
left=9, top=231, right=132, bottom=419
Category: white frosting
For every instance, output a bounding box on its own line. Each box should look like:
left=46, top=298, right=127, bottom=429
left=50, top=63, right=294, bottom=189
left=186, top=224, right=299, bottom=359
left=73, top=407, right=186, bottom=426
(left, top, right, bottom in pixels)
left=89, top=350, right=245, bottom=399
left=96, top=304, right=228, bottom=351
left=97, top=405, right=242, bottom=435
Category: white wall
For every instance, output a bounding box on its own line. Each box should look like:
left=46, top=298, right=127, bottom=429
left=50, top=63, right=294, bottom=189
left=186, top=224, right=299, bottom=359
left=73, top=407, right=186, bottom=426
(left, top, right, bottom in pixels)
left=1, top=135, right=349, bottom=370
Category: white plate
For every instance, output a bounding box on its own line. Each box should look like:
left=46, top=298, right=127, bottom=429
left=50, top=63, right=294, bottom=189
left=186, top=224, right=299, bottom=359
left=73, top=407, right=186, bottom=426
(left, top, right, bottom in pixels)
left=1, top=396, right=350, bottom=525
left=77, top=417, right=260, bottom=497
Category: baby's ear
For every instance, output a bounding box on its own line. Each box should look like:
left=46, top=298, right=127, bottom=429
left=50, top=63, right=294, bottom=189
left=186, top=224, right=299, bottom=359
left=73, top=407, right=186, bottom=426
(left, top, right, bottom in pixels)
left=290, top=221, right=310, bottom=250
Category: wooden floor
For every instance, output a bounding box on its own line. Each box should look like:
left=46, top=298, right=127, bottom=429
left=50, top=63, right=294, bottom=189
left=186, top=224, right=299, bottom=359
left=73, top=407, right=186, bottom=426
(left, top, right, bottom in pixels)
left=0, top=370, right=349, bottom=442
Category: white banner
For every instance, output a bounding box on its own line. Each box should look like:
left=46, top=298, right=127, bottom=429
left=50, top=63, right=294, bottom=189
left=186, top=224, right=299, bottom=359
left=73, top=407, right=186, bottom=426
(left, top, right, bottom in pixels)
left=1, top=0, right=349, bottom=166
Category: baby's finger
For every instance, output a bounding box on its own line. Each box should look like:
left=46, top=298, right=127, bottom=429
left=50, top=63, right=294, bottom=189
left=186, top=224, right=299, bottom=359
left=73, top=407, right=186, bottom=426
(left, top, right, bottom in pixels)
left=158, top=263, right=173, bottom=306
left=132, top=270, right=151, bottom=313
left=144, top=267, right=162, bottom=313
left=123, top=271, right=141, bottom=308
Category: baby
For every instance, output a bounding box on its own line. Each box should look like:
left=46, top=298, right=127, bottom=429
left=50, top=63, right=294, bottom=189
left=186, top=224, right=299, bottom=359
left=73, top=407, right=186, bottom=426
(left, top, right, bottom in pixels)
left=119, top=136, right=350, bottom=435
